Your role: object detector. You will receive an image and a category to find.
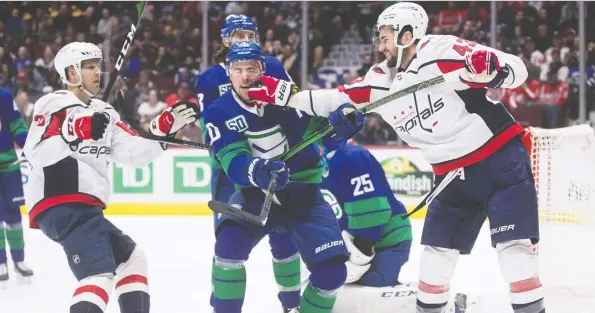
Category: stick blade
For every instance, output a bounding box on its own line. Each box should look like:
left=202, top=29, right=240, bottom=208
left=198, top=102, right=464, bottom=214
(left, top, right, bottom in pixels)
left=207, top=200, right=267, bottom=226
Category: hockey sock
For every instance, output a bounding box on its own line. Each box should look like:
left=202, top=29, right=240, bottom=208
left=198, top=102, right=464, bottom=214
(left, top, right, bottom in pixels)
left=301, top=261, right=346, bottom=313
left=114, top=247, right=150, bottom=313
left=5, top=222, right=24, bottom=262
left=213, top=222, right=255, bottom=313
left=212, top=259, right=246, bottom=313
left=272, top=252, right=301, bottom=309
left=71, top=274, right=114, bottom=313
left=0, top=224, right=6, bottom=264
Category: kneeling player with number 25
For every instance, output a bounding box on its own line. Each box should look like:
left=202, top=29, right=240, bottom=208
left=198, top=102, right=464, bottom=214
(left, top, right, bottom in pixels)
left=23, top=42, right=197, bottom=313
left=318, top=140, right=415, bottom=313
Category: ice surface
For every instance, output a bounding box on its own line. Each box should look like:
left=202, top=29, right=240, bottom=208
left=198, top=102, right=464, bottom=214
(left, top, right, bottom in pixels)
left=0, top=216, right=536, bottom=313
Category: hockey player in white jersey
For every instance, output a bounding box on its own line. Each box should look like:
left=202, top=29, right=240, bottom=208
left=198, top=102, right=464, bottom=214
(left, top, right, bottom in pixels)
left=23, top=42, right=197, bottom=313
left=247, top=3, right=545, bottom=313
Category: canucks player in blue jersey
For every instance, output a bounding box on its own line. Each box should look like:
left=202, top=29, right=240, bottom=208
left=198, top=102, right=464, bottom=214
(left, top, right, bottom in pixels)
left=0, top=89, right=34, bottom=287
left=318, top=140, right=416, bottom=313
left=201, top=42, right=364, bottom=313
left=196, top=15, right=302, bottom=312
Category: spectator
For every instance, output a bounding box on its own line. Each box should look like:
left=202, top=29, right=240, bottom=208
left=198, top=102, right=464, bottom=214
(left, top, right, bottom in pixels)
left=165, top=81, right=198, bottom=107
left=538, top=69, right=569, bottom=128
left=540, top=48, right=568, bottom=83
left=137, top=88, right=167, bottom=125
left=535, top=24, right=551, bottom=53
left=13, top=46, right=32, bottom=75
left=13, top=89, right=34, bottom=126
left=353, top=114, right=395, bottom=145
left=509, top=67, right=541, bottom=110
left=97, top=8, right=111, bottom=39
left=277, top=44, right=299, bottom=81
left=524, top=37, right=546, bottom=69
left=357, top=55, right=373, bottom=77
left=134, top=70, right=156, bottom=104
left=436, top=2, right=462, bottom=34
left=34, top=45, right=55, bottom=76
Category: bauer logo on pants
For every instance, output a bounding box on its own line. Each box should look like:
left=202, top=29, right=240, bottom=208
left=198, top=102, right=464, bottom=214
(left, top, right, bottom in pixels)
left=173, top=156, right=212, bottom=193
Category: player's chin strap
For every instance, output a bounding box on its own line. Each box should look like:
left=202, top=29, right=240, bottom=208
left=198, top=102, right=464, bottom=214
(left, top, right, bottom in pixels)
left=394, top=35, right=416, bottom=70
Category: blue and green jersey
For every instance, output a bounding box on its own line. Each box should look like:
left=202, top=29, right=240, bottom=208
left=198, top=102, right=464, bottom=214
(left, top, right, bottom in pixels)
left=0, top=89, right=28, bottom=172
left=320, top=144, right=412, bottom=249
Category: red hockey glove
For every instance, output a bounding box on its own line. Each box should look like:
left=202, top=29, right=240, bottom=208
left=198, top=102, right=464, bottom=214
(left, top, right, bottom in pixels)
left=247, top=76, right=297, bottom=108
left=460, top=50, right=510, bottom=89
left=61, top=111, right=110, bottom=144
left=149, top=101, right=198, bottom=137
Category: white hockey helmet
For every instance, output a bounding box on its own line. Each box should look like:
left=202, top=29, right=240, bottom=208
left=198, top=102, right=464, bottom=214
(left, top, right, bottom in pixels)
left=54, top=42, right=103, bottom=94
left=374, top=2, right=429, bottom=68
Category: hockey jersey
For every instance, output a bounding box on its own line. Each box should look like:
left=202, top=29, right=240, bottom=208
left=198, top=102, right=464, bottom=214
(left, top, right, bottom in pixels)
left=288, top=35, right=529, bottom=175
left=320, top=144, right=412, bottom=249
left=197, top=56, right=292, bottom=194
left=0, top=89, right=28, bottom=172
left=23, top=90, right=165, bottom=228
left=201, top=91, right=327, bottom=188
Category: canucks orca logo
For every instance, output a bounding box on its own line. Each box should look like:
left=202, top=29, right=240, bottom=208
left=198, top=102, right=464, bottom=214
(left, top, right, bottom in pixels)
left=321, top=189, right=342, bottom=219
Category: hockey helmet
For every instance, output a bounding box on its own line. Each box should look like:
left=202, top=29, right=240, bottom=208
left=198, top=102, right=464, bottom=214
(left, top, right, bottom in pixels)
left=221, top=14, right=259, bottom=44
left=225, top=41, right=266, bottom=74
left=374, top=2, right=429, bottom=68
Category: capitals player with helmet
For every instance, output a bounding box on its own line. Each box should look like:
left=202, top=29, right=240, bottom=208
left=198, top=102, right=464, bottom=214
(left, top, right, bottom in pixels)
left=0, top=89, right=34, bottom=288
left=318, top=140, right=415, bottom=313
left=196, top=15, right=302, bottom=312
left=22, top=42, right=196, bottom=313
left=248, top=3, right=545, bottom=313
left=201, top=41, right=364, bottom=313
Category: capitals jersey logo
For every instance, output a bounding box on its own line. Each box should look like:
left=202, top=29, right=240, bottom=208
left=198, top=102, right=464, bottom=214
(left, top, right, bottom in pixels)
left=395, top=94, right=444, bottom=134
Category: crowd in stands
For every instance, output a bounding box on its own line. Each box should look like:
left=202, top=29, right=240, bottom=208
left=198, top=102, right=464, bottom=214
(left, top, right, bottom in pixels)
left=1, top=1, right=594, bottom=146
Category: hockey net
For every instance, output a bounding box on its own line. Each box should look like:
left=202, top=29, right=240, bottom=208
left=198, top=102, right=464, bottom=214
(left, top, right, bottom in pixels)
left=523, top=124, right=595, bottom=311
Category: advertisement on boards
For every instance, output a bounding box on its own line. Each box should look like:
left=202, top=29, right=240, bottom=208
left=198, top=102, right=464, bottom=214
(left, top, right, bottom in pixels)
left=18, top=148, right=432, bottom=217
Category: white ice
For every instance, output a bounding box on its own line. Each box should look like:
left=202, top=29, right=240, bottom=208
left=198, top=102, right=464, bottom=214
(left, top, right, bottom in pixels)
left=0, top=216, right=522, bottom=313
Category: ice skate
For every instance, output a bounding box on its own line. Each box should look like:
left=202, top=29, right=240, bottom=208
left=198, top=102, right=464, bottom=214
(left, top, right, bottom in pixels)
left=13, top=261, right=33, bottom=284
left=0, top=263, right=8, bottom=289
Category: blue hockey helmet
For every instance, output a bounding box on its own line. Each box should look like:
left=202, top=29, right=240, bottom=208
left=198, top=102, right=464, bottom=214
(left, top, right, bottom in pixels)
left=225, top=41, right=266, bottom=73
left=220, top=14, right=259, bottom=43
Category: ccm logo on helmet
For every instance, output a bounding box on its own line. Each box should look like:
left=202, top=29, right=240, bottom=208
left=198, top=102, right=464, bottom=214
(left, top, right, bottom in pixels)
left=78, top=146, right=111, bottom=158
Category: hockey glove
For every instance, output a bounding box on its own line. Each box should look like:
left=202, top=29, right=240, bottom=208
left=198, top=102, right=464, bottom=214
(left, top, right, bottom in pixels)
left=247, top=158, right=290, bottom=191
left=247, top=76, right=298, bottom=108
left=342, top=231, right=375, bottom=283
left=329, top=103, right=364, bottom=140
left=149, top=101, right=198, bottom=137
left=460, top=50, right=510, bottom=89
left=61, top=111, right=110, bottom=144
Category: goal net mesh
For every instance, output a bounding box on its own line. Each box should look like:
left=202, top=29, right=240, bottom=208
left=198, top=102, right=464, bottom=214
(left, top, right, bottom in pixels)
left=523, top=124, right=595, bottom=311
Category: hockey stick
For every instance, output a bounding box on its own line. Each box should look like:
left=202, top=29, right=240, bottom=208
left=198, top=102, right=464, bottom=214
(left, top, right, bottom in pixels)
left=401, top=168, right=462, bottom=219
left=101, top=2, right=211, bottom=151
left=208, top=69, right=464, bottom=225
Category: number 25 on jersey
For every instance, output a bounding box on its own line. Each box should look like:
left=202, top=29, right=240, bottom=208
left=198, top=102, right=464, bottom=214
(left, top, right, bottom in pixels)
left=351, top=174, right=374, bottom=196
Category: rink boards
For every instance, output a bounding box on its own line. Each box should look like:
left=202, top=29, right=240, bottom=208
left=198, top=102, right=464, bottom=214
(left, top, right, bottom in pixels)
left=18, top=147, right=432, bottom=218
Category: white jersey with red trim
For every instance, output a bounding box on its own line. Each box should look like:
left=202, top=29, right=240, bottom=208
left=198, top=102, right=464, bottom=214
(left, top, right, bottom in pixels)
left=288, top=34, right=528, bottom=174
left=23, top=90, right=165, bottom=227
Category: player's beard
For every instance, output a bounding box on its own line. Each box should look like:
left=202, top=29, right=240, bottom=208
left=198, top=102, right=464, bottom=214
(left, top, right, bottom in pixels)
left=385, top=49, right=398, bottom=68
